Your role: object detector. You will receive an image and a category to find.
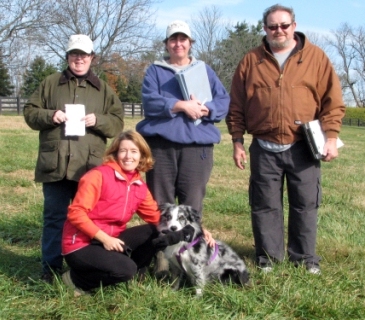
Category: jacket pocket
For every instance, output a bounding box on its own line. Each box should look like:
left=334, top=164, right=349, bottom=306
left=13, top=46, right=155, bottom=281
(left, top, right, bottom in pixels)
left=246, top=87, right=275, bottom=134
left=291, top=86, right=319, bottom=125
left=37, top=140, right=59, bottom=173
left=87, top=144, right=105, bottom=170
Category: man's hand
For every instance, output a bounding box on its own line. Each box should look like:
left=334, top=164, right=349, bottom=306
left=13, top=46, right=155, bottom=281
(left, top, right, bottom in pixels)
left=233, top=142, right=247, bottom=169
left=323, top=138, right=338, bottom=162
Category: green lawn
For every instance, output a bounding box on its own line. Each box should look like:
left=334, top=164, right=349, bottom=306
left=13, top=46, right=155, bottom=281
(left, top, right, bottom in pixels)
left=0, top=116, right=364, bottom=320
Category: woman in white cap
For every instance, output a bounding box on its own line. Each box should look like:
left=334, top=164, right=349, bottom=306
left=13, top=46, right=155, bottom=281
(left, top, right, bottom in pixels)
left=136, top=20, right=228, bottom=276
left=23, top=34, right=124, bottom=283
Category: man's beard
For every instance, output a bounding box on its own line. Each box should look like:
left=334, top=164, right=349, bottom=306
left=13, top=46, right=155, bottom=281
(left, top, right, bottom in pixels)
left=268, top=38, right=292, bottom=49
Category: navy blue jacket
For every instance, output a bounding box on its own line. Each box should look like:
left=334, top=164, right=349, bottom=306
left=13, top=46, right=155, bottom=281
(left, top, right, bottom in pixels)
left=136, top=58, right=229, bottom=144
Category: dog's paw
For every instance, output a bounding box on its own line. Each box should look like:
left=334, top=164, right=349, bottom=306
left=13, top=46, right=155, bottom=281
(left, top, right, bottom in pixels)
left=195, top=288, right=203, bottom=297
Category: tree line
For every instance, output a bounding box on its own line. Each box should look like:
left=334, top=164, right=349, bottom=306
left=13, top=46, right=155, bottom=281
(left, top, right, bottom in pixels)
left=0, top=0, right=364, bottom=107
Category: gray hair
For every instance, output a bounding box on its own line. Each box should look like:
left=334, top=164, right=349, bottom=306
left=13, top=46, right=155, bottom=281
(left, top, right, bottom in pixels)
left=262, top=4, right=295, bottom=25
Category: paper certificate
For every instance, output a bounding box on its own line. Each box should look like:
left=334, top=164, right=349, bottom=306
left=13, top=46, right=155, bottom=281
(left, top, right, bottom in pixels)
left=65, top=104, right=85, bottom=136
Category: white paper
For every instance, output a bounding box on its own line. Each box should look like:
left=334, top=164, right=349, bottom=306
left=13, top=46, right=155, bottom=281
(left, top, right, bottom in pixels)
left=309, top=120, right=344, bottom=155
left=65, top=104, right=85, bottom=136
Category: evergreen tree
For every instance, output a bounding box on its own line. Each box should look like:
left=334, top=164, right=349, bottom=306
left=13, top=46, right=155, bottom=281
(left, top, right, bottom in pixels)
left=214, top=21, right=263, bottom=90
left=21, top=56, right=58, bottom=97
left=0, top=51, right=14, bottom=96
left=119, top=76, right=142, bottom=103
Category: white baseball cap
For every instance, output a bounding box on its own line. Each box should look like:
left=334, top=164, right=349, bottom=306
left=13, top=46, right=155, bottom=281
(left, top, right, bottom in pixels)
left=166, top=20, right=192, bottom=39
left=66, top=34, right=94, bottom=54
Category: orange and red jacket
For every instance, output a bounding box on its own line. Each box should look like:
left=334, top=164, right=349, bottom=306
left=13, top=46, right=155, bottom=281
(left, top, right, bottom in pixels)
left=62, top=161, right=160, bottom=255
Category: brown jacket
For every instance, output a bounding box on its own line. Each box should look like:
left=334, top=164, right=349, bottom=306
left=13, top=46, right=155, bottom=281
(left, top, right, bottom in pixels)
left=226, top=32, right=345, bottom=144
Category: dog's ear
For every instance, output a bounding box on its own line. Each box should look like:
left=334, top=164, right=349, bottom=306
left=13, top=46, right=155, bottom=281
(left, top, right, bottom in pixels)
left=186, top=206, right=202, bottom=223
left=158, top=203, right=173, bottom=214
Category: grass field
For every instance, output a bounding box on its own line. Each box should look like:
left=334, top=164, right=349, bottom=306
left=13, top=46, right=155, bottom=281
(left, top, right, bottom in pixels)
left=0, top=116, right=364, bottom=320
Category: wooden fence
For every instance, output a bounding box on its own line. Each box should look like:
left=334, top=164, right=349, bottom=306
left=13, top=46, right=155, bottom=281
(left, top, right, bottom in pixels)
left=0, top=96, right=144, bottom=118
left=2, top=96, right=364, bottom=127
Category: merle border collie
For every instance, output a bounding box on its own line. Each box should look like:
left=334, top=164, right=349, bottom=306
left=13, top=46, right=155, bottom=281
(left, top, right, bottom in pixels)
left=156, top=203, right=250, bottom=295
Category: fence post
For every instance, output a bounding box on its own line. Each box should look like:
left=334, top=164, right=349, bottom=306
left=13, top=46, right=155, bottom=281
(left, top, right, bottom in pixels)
left=17, top=96, right=21, bottom=115
left=140, top=103, right=143, bottom=117
left=132, top=103, right=135, bottom=118
left=0, top=97, right=2, bottom=115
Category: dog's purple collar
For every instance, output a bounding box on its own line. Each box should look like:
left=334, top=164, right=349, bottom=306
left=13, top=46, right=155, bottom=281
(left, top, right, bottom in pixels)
left=176, top=236, right=219, bottom=270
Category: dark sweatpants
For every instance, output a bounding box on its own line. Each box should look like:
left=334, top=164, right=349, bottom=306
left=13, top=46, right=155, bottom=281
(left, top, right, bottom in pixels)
left=249, top=139, right=321, bottom=267
left=64, top=224, right=159, bottom=291
left=144, top=136, right=213, bottom=213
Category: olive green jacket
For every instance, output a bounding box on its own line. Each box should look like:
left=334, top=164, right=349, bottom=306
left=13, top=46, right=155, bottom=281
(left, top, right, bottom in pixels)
left=24, top=69, right=124, bottom=183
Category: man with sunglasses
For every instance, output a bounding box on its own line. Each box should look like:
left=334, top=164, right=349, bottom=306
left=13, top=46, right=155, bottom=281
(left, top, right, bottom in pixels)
left=226, top=4, right=345, bottom=275
left=24, top=34, right=124, bottom=283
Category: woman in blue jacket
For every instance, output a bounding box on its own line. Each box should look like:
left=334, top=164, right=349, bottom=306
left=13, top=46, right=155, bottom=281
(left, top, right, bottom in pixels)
left=137, top=20, right=229, bottom=214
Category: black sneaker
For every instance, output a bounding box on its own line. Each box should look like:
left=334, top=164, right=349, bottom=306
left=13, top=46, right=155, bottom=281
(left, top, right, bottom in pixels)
left=40, top=272, right=54, bottom=284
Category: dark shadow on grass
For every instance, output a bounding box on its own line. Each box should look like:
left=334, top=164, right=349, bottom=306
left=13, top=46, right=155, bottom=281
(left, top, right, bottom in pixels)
left=0, top=212, right=44, bottom=283
left=0, top=246, right=41, bottom=283
left=226, top=242, right=256, bottom=264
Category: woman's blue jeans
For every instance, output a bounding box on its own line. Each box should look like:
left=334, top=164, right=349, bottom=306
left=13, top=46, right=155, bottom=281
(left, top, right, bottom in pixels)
left=42, top=179, right=78, bottom=274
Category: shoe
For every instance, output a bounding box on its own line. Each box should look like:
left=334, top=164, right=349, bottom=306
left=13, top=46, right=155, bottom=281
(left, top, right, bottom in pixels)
left=41, top=272, right=54, bottom=284
left=62, top=270, right=88, bottom=297
left=307, top=266, right=321, bottom=275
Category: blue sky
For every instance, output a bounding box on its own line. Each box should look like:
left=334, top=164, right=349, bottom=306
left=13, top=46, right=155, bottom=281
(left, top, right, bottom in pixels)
left=152, top=0, right=364, bottom=36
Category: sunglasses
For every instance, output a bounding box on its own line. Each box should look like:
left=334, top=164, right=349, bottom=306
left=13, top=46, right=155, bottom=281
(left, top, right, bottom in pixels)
left=68, top=51, right=91, bottom=58
left=267, top=22, right=293, bottom=31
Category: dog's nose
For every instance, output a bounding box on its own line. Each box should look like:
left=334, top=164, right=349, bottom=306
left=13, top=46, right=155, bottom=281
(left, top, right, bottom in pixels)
left=170, top=226, right=177, bottom=232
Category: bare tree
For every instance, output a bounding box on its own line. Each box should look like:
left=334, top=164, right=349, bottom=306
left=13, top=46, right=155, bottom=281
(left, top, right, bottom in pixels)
left=190, top=6, right=229, bottom=67
left=0, top=0, right=57, bottom=93
left=0, top=0, right=53, bottom=55
left=38, top=0, right=159, bottom=71
left=326, top=23, right=365, bottom=107
left=348, top=25, right=365, bottom=106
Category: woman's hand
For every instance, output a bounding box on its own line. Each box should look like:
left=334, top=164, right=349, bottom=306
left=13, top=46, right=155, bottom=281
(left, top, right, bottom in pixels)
left=53, top=110, right=67, bottom=124
left=94, top=230, right=125, bottom=252
left=202, top=228, right=215, bottom=248
left=83, top=113, right=97, bottom=127
left=172, top=95, right=209, bottom=121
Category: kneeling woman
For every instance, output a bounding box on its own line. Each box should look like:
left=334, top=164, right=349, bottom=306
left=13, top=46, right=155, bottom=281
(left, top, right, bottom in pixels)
left=61, top=130, right=161, bottom=294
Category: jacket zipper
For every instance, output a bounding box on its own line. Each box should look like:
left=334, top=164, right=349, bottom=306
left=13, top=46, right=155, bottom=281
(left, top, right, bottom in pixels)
left=121, top=180, right=140, bottom=223
left=72, top=232, right=78, bottom=244
left=122, top=184, right=131, bottom=222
